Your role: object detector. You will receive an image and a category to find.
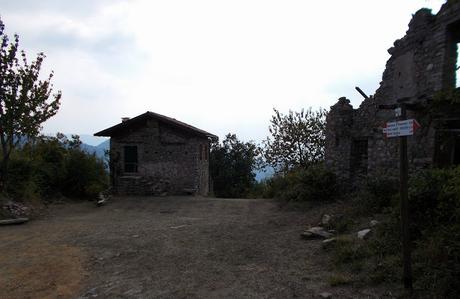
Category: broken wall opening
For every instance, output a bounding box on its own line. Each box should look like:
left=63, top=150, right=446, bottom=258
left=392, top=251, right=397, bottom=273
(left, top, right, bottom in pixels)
left=350, top=138, right=368, bottom=177
left=445, top=20, right=460, bottom=89
left=457, top=42, right=460, bottom=88
left=434, top=119, right=460, bottom=167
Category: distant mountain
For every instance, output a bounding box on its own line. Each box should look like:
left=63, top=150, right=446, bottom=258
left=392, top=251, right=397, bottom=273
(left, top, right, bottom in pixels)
left=80, top=139, right=109, bottom=160
left=78, top=134, right=108, bottom=146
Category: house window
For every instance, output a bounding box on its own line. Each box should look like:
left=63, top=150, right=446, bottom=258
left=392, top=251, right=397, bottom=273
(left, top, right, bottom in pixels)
left=124, top=145, right=138, bottom=173
left=199, top=144, right=209, bottom=161
left=204, top=144, right=209, bottom=161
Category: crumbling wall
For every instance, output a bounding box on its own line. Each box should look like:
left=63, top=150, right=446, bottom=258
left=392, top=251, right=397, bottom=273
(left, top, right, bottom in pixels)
left=326, top=1, right=460, bottom=184
left=325, top=97, right=354, bottom=181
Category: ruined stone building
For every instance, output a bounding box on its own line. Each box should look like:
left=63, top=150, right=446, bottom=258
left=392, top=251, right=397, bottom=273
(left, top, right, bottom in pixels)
left=325, top=1, right=460, bottom=183
left=94, top=111, right=217, bottom=196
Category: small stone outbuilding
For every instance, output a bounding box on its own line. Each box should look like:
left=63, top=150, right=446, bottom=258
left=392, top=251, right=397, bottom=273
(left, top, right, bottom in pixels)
left=325, top=1, right=460, bottom=184
left=94, top=111, right=217, bottom=196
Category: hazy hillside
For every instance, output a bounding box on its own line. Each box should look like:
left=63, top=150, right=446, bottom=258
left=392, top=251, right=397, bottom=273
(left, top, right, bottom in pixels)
left=80, top=139, right=109, bottom=160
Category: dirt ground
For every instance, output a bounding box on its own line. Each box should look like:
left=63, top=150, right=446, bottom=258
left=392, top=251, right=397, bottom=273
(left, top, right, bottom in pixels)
left=1, top=197, right=395, bottom=298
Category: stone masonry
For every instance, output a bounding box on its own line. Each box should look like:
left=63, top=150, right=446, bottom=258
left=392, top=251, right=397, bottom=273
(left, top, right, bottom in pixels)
left=325, top=1, right=460, bottom=184
left=95, top=112, right=217, bottom=196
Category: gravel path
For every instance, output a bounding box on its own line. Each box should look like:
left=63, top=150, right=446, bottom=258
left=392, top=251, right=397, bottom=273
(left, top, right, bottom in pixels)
left=0, top=196, right=392, bottom=298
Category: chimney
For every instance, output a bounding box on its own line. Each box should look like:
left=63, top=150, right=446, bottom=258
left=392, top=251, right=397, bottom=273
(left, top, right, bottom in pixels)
left=121, top=117, right=130, bottom=123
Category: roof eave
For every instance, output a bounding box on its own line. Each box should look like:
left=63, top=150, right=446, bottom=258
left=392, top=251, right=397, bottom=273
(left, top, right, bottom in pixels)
left=94, top=112, right=218, bottom=139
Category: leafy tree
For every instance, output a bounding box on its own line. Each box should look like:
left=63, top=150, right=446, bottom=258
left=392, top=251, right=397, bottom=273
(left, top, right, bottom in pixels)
left=0, top=18, right=61, bottom=185
left=6, top=133, right=108, bottom=200
left=263, top=107, right=327, bottom=172
left=210, top=134, right=260, bottom=198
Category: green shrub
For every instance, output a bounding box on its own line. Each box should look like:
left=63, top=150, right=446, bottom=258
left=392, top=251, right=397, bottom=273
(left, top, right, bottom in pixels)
left=413, top=222, right=460, bottom=298
left=407, top=167, right=460, bottom=297
left=344, top=167, right=460, bottom=296
left=210, top=134, right=259, bottom=198
left=259, top=174, right=289, bottom=199
left=353, top=176, right=398, bottom=215
left=33, top=139, right=67, bottom=197
left=263, top=164, right=338, bottom=202
left=331, top=236, right=371, bottom=267
left=5, top=155, right=39, bottom=200
left=2, top=135, right=108, bottom=201
left=63, top=149, right=108, bottom=198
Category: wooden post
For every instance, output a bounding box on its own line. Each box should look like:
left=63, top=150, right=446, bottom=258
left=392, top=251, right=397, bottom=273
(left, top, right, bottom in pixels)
left=399, top=103, right=412, bottom=291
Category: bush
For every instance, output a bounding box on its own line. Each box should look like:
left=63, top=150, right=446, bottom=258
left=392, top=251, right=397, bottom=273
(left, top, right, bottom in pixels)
left=63, top=149, right=108, bottom=198
left=33, top=139, right=67, bottom=197
left=336, top=167, right=460, bottom=296
left=408, top=167, right=460, bottom=297
left=262, top=164, right=338, bottom=202
left=210, top=134, right=259, bottom=198
left=2, top=135, right=108, bottom=201
left=330, top=236, right=368, bottom=265
left=409, top=168, right=459, bottom=234
left=353, top=176, right=399, bottom=215
left=5, top=155, right=38, bottom=200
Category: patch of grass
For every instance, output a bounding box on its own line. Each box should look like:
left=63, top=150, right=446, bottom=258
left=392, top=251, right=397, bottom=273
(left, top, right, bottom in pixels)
left=328, top=273, right=352, bottom=286
left=324, top=166, right=460, bottom=297
left=327, top=214, right=355, bottom=233
left=331, top=236, right=370, bottom=265
left=367, top=255, right=401, bottom=284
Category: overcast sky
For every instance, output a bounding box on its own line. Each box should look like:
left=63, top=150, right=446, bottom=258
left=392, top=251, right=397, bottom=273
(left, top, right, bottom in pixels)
left=0, top=0, right=446, bottom=145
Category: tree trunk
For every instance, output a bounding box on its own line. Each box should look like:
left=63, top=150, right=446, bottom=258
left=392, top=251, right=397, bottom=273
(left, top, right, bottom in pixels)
left=0, top=131, right=9, bottom=190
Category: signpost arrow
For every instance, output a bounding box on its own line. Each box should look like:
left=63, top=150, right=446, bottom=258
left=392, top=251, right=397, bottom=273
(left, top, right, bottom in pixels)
left=383, top=119, right=420, bottom=138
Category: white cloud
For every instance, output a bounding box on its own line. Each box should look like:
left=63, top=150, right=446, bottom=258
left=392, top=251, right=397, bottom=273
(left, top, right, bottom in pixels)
left=0, top=0, right=446, bottom=142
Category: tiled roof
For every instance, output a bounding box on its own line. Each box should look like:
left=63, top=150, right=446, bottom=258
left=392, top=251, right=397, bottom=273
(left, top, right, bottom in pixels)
left=94, top=111, right=217, bottom=139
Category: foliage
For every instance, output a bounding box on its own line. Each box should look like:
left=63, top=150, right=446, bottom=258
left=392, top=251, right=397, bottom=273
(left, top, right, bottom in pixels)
left=353, top=176, right=399, bottom=215
left=210, top=134, right=260, bottom=198
left=408, top=167, right=460, bottom=297
left=0, top=18, right=61, bottom=185
left=263, top=107, right=327, bottom=171
left=4, top=134, right=108, bottom=200
left=432, top=88, right=460, bottom=106
left=64, top=148, right=107, bottom=197
left=328, top=167, right=460, bottom=297
left=261, top=164, right=338, bottom=202
left=4, top=153, right=38, bottom=199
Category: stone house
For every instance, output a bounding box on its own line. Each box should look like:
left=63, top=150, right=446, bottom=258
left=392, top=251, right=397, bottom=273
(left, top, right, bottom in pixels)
left=325, top=1, right=460, bottom=184
left=94, top=111, right=217, bottom=196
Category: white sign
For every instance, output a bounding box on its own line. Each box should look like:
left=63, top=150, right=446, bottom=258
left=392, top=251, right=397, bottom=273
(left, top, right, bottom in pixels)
left=383, top=119, right=420, bottom=138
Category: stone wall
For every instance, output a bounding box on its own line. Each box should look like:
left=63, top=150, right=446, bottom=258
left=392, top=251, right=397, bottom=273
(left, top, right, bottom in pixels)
left=325, top=1, right=460, bottom=184
left=110, top=119, right=211, bottom=196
